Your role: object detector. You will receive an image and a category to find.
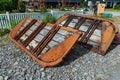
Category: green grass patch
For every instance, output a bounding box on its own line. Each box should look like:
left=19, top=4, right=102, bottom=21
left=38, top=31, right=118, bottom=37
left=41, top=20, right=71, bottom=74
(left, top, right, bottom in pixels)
left=111, top=16, right=120, bottom=24
left=0, top=43, right=5, bottom=47
left=0, top=28, right=10, bottom=37
left=105, top=8, right=120, bottom=12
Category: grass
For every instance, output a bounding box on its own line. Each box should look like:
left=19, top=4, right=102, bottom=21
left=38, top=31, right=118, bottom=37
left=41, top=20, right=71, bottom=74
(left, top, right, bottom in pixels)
left=111, top=16, right=120, bottom=24
left=0, top=28, right=10, bottom=37
left=105, top=8, right=120, bottom=12
left=0, top=34, right=10, bottom=47
left=0, top=43, right=5, bottom=47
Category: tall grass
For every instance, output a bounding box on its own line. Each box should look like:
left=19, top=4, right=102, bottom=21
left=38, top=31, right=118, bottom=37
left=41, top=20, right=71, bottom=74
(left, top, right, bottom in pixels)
left=42, top=14, right=57, bottom=24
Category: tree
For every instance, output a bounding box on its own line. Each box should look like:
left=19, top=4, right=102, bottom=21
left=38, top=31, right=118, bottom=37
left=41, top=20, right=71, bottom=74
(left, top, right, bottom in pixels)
left=0, top=0, right=18, bottom=12
left=19, top=1, right=26, bottom=13
left=12, top=0, right=18, bottom=10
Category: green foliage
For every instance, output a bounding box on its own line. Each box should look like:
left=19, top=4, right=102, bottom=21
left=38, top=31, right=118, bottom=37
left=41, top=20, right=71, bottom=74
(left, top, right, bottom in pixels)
left=20, top=1, right=26, bottom=13
left=0, top=0, right=25, bottom=13
left=42, top=15, right=57, bottom=24
left=0, top=0, right=12, bottom=12
left=0, top=0, right=17, bottom=12
left=80, top=0, right=85, bottom=8
left=114, top=4, right=120, bottom=10
left=10, top=19, right=21, bottom=29
left=40, top=6, right=47, bottom=12
left=0, top=28, right=10, bottom=37
left=12, top=0, right=18, bottom=10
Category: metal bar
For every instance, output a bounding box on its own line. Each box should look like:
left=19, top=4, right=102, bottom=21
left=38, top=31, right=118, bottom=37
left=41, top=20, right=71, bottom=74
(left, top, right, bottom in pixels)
left=75, top=17, right=86, bottom=29
left=23, top=22, right=46, bottom=47
left=83, top=20, right=101, bottom=44
left=35, top=26, right=60, bottom=56
left=63, top=15, right=74, bottom=27
left=31, top=25, right=58, bottom=54
left=79, top=20, right=97, bottom=43
left=14, top=19, right=37, bottom=41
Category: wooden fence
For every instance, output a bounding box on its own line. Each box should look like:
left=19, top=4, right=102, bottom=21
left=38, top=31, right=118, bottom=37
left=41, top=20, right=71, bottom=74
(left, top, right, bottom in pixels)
left=0, top=11, right=80, bottom=29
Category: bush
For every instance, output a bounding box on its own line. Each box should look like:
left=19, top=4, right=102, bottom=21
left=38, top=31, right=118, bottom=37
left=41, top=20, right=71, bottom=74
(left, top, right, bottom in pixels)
left=114, top=4, right=120, bottom=10
left=42, top=15, right=57, bottom=24
left=80, top=0, right=85, bottom=8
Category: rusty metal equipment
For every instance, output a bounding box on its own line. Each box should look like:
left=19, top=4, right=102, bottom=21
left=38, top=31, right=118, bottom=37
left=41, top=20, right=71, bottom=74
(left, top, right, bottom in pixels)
left=56, top=13, right=119, bottom=55
left=9, top=17, right=82, bottom=67
left=9, top=13, right=120, bottom=68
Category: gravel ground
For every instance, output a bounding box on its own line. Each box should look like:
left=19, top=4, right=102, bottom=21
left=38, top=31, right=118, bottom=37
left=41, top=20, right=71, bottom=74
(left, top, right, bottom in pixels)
left=0, top=24, right=120, bottom=80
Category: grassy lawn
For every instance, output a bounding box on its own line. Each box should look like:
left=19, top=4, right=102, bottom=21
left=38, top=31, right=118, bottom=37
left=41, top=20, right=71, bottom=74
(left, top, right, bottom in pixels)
left=111, top=16, right=120, bottom=24
left=105, top=8, right=120, bottom=12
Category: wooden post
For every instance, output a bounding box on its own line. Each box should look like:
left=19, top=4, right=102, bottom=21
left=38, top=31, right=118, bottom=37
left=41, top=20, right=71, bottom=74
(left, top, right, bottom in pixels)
left=68, top=0, right=70, bottom=9
left=17, top=0, right=20, bottom=12
left=39, top=0, right=45, bottom=9
left=62, top=0, right=64, bottom=7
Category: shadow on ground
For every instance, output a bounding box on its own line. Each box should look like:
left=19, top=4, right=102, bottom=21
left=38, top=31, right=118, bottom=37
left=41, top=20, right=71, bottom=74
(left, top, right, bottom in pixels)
left=56, top=43, right=90, bottom=67
left=56, top=41, right=120, bottom=67
left=106, top=43, right=119, bottom=54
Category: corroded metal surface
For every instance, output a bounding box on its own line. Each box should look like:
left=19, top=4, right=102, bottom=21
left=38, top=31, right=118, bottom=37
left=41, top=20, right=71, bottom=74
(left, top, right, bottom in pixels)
left=9, top=17, right=82, bottom=67
left=56, top=14, right=119, bottom=55
left=9, top=14, right=119, bottom=68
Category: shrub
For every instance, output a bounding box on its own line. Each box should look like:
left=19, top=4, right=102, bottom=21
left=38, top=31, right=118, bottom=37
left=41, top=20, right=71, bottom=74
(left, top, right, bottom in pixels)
left=42, top=15, right=57, bottom=24
left=114, top=4, right=120, bottom=10
left=80, top=0, right=85, bottom=8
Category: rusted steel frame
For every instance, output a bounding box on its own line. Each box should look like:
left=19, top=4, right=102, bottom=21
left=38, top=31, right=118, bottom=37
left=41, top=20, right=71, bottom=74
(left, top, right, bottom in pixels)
left=31, top=25, right=59, bottom=54
left=71, top=14, right=118, bottom=33
left=59, top=13, right=118, bottom=34
left=83, top=20, right=101, bottom=44
left=56, top=14, right=70, bottom=24
left=14, top=19, right=37, bottom=41
left=36, top=26, right=60, bottom=56
left=23, top=22, right=46, bottom=47
left=79, top=20, right=97, bottom=43
left=75, top=17, right=86, bottom=29
left=31, top=25, right=56, bottom=53
left=63, top=15, right=74, bottom=27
